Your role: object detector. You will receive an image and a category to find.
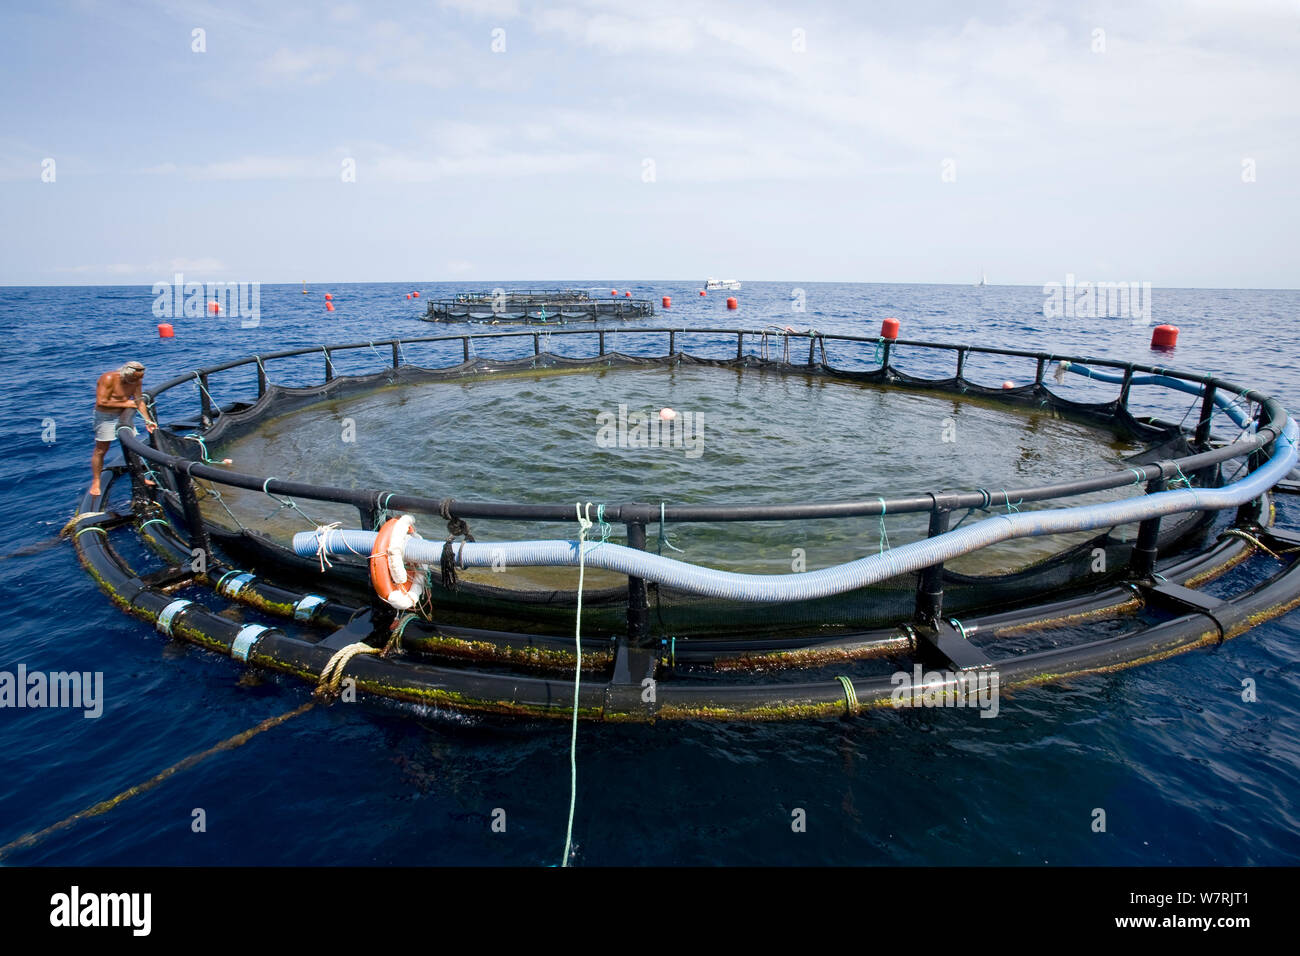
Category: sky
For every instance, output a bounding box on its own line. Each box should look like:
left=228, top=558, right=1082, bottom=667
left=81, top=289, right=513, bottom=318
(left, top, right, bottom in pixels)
left=0, top=0, right=1297, bottom=288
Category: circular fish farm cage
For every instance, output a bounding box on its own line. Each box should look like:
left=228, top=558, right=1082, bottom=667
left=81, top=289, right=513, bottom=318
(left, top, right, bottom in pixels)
left=74, top=327, right=1300, bottom=721
left=423, top=289, right=655, bottom=324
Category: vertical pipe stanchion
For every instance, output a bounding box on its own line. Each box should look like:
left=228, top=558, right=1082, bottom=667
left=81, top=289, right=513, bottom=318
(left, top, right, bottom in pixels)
left=626, top=519, right=650, bottom=647
left=808, top=335, right=816, bottom=366
left=174, top=466, right=212, bottom=567
left=880, top=340, right=892, bottom=371
left=668, top=330, right=676, bottom=355
left=1130, top=476, right=1166, bottom=577
left=391, top=342, right=400, bottom=369
left=955, top=348, right=966, bottom=382
left=1195, top=382, right=1217, bottom=445
left=198, top=373, right=214, bottom=422
left=462, top=337, right=470, bottom=363
left=121, top=439, right=151, bottom=512
left=1117, top=365, right=1135, bottom=417
left=255, top=360, right=267, bottom=399
left=599, top=331, right=606, bottom=356
left=1035, top=356, right=1046, bottom=387
left=737, top=332, right=744, bottom=360
left=913, top=506, right=951, bottom=628
left=533, top=332, right=540, bottom=356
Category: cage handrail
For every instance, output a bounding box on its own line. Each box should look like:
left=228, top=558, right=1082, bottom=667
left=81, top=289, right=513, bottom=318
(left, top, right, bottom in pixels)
left=120, top=329, right=1289, bottom=526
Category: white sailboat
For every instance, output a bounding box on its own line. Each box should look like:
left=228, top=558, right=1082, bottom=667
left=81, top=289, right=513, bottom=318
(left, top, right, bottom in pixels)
left=976, top=271, right=987, bottom=287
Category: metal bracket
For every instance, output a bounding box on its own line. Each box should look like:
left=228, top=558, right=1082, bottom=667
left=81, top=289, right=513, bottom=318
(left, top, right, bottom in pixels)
left=913, top=620, right=993, bottom=670
left=139, top=565, right=196, bottom=589
left=604, top=639, right=658, bottom=716
left=319, top=609, right=381, bottom=650
left=1138, top=581, right=1227, bottom=640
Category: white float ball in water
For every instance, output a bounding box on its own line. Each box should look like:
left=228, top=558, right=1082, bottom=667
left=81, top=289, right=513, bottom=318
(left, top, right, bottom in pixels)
left=659, top=407, right=677, bottom=421
left=1001, top=381, right=1015, bottom=390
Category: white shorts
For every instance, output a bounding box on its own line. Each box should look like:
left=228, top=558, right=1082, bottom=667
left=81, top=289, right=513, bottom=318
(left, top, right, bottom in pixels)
left=94, top=408, right=136, bottom=442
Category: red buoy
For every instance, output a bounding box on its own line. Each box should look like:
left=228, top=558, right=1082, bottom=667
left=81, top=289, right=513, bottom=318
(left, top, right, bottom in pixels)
left=662, top=296, right=671, bottom=308
left=412, top=291, right=419, bottom=298
left=699, top=290, right=706, bottom=296
left=881, top=317, right=900, bottom=340
left=157, top=323, right=174, bottom=338
left=208, top=301, right=220, bottom=314
left=324, top=293, right=333, bottom=301
left=726, top=297, right=738, bottom=310
left=326, top=302, right=335, bottom=312
left=405, top=294, right=411, bottom=299
left=1151, top=324, right=1179, bottom=350
left=611, top=289, right=618, bottom=296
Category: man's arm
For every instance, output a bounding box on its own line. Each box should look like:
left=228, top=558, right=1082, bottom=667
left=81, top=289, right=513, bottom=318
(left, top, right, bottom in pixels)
left=132, top=388, right=157, bottom=431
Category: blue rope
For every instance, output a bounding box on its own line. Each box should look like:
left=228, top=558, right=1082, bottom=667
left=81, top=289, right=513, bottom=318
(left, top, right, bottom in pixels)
left=657, top=502, right=685, bottom=554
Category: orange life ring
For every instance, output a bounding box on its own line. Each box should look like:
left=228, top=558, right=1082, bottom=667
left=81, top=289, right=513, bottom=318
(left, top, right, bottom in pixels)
left=370, top=515, right=425, bottom=611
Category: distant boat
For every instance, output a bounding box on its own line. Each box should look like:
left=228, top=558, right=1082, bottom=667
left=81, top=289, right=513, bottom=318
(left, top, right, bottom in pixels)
left=706, top=277, right=741, bottom=291
left=976, top=271, right=987, bottom=287
left=302, top=280, right=309, bottom=295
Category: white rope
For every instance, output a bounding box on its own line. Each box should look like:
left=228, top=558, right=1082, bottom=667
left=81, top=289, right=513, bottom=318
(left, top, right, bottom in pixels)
left=310, top=521, right=367, bottom=571
left=561, top=502, right=592, bottom=867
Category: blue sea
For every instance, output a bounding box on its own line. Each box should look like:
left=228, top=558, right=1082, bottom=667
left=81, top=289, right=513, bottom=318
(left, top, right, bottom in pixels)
left=1, top=280, right=1298, bottom=865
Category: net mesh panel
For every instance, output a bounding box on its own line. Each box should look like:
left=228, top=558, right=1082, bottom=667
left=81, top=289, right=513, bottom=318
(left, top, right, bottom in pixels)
left=153, top=350, right=1233, bottom=640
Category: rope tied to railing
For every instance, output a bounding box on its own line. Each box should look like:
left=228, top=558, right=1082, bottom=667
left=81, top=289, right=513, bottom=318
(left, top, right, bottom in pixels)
left=438, top=498, right=475, bottom=591
left=657, top=501, right=685, bottom=554
left=194, top=483, right=248, bottom=532
left=951, top=489, right=994, bottom=531
left=181, top=433, right=230, bottom=466
left=877, top=497, right=891, bottom=555
left=191, top=372, right=218, bottom=414
left=260, top=477, right=320, bottom=528
left=373, top=492, right=398, bottom=529
left=387, top=613, right=420, bottom=654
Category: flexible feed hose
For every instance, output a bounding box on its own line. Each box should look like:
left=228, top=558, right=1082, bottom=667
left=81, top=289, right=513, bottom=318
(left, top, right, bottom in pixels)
left=292, top=420, right=1296, bottom=605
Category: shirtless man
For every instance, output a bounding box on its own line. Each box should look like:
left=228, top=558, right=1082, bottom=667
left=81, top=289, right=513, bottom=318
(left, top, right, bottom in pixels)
left=90, top=361, right=157, bottom=497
